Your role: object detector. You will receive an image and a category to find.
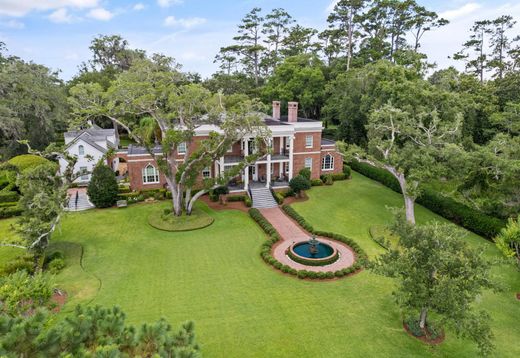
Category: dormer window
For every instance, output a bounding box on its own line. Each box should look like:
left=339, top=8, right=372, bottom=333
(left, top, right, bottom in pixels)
left=78, top=145, right=85, bottom=156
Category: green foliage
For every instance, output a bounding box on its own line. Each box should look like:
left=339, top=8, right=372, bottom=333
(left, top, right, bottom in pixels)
left=87, top=164, right=119, bottom=208
left=298, top=167, right=311, bottom=180
left=289, top=175, right=311, bottom=195
left=16, top=163, right=66, bottom=258
left=0, top=305, right=199, bottom=357
left=342, top=164, right=352, bottom=178
left=494, top=215, right=520, bottom=265
left=47, top=258, right=65, bottom=274
left=244, top=196, right=252, bottom=207
left=372, top=213, right=498, bottom=356
left=0, top=254, right=35, bottom=276
left=350, top=159, right=505, bottom=238
left=0, top=204, right=22, bottom=219
left=0, top=271, right=53, bottom=316
left=310, top=179, right=323, bottom=186
left=322, top=173, right=334, bottom=185
left=262, top=54, right=326, bottom=118
left=331, top=173, right=347, bottom=181
left=7, top=154, right=51, bottom=172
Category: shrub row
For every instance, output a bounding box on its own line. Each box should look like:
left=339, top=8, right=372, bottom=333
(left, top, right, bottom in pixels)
left=244, top=196, right=252, bottom=207
left=227, top=195, right=245, bottom=202
left=348, top=160, right=505, bottom=239
left=0, top=205, right=22, bottom=219
left=270, top=189, right=284, bottom=205
left=0, top=191, right=20, bottom=203
left=0, top=201, right=18, bottom=208
left=286, top=248, right=339, bottom=266
left=249, top=207, right=366, bottom=280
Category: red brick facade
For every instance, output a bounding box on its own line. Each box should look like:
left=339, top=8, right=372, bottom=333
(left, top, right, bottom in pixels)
left=118, top=131, right=342, bottom=191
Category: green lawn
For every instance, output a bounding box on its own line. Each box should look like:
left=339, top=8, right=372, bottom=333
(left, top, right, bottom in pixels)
left=0, top=218, right=24, bottom=270
left=1, top=172, right=518, bottom=357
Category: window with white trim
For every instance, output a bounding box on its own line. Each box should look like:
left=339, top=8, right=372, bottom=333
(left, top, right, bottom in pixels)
left=78, top=145, right=85, bottom=156
left=178, top=142, right=187, bottom=154
left=202, top=167, right=211, bottom=179
left=304, top=157, right=312, bottom=170
left=142, top=164, right=159, bottom=184
left=321, top=154, right=334, bottom=170
left=80, top=166, right=88, bottom=180
left=305, top=135, right=313, bottom=148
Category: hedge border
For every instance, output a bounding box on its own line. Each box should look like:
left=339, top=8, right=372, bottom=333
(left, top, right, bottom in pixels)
left=286, top=245, right=340, bottom=266
left=348, top=160, right=506, bottom=239
left=249, top=207, right=366, bottom=280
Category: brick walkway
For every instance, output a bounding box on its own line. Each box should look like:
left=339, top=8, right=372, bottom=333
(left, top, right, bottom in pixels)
left=260, top=207, right=356, bottom=272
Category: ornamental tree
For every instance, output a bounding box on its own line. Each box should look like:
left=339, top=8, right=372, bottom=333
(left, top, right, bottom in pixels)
left=289, top=174, right=311, bottom=197
left=69, top=57, right=270, bottom=216
left=372, top=213, right=499, bottom=355
left=87, top=164, right=119, bottom=208
left=345, top=98, right=462, bottom=224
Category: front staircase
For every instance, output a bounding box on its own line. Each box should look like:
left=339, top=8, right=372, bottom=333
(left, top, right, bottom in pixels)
left=66, top=190, right=95, bottom=211
left=250, top=187, right=278, bottom=209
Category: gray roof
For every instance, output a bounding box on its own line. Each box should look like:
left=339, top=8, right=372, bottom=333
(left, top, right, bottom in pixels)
left=127, top=144, right=162, bottom=155
left=263, top=118, right=289, bottom=126
left=64, top=126, right=117, bottom=154
left=279, top=115, right=317, bottom=123
left=65, top=131, right=108, bottom=153
left=321, top=138, right=336, bottom=146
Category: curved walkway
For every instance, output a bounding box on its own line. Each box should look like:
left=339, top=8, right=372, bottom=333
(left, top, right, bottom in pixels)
left=259, top=207, right=356, bottom=272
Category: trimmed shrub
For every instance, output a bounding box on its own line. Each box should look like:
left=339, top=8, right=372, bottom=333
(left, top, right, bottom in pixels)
left=87, top=164, right=119, bottom=208
left=0, top=201, right=18, bottom=208
left=48, top=258, right=65, bottom=273
left=227, top=195, right=245, bottom=202
left=311, top=179, right=323, bottom=186
left=0, top=205, right=23, bottom=219
left=343, top=165, right=352, bottom=178
left=0, top=191, right=20, bottom=203
left=322, top=174, right=333, bottom=185
left=289, top=175, right=311, bottom=196
left=244, top=196, right=252, bottom=207
left=0, top=255, right=35, bottom=275
left=299, top=167, right=311, bottom=180
left=272, top=191, right=284, bottom=205
left=7, top=154, right=51, bottom=172
left=331, top=173, right=347, bottom=181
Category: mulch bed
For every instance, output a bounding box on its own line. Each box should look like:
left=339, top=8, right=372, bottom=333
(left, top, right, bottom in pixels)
left=200, top=196, right=250, bottom=213
left=51, top=289, right=68, bottom=313
left=403, top=321, right=445, bottom=345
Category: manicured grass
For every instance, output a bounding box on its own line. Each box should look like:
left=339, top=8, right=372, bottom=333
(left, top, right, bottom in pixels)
left=147, top=206, right=214, bottom=231
left=0, top=218, right=24, bottom=270
left=1, top=172, right=517, bottom=357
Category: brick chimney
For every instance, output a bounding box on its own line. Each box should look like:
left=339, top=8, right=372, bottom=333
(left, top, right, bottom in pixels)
left=272, top=101, right=281, bottom=120
left=288, top=102, right=298, bottom=123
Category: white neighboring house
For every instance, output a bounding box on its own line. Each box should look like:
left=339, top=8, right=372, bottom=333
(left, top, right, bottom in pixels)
left=60, top=125, right=119, bottom=184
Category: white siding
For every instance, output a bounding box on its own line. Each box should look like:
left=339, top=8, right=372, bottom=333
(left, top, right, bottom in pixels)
left=60, top=139, right=105, bottom=183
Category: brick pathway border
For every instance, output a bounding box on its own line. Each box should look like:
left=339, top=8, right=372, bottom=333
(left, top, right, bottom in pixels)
left=260, top=207, right=356, bottom=272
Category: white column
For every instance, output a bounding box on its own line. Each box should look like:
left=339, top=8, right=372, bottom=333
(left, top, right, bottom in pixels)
left=288, top=135, right=294, bottom=180
left=279, top=136, right=283, bottom=155
left=219, top=156, right=225, bottom=177
left=244, top=167, right=249, bottom=190
left=244, top=137, right=249, bottom=157
left=266, top=139, right=272, bottom=188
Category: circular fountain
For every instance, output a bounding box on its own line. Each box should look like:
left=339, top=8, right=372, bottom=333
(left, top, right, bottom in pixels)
left=287, top=235, right=339, bottom=266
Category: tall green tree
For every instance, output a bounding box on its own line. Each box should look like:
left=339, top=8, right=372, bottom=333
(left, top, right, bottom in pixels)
left=280, top=25, right=319, bottom=57
left=488, top=16, right=516, bottom=79
left=326, top=0, right=366, bottom=71
left=372, top=213, right=498, bottom=356
left=233, top=7, right=265, bottom=86
left=262, top=8, right=294, bottom=73
left=454, top=20, right=492, bottom=83
left=262, top=54, right=326, bottom=119
left=0, top=54, right=68, bottom=158
left=495, top=215, right=520, bottom=268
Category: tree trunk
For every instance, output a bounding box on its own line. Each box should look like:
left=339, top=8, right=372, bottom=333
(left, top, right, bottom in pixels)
left=186, top=189, right=209, bottom=215
left=419, top=308, right=428, bottom=329
left=404, top=195, right=416, bottom=225
left=185, top=188, right=192, bottom=212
